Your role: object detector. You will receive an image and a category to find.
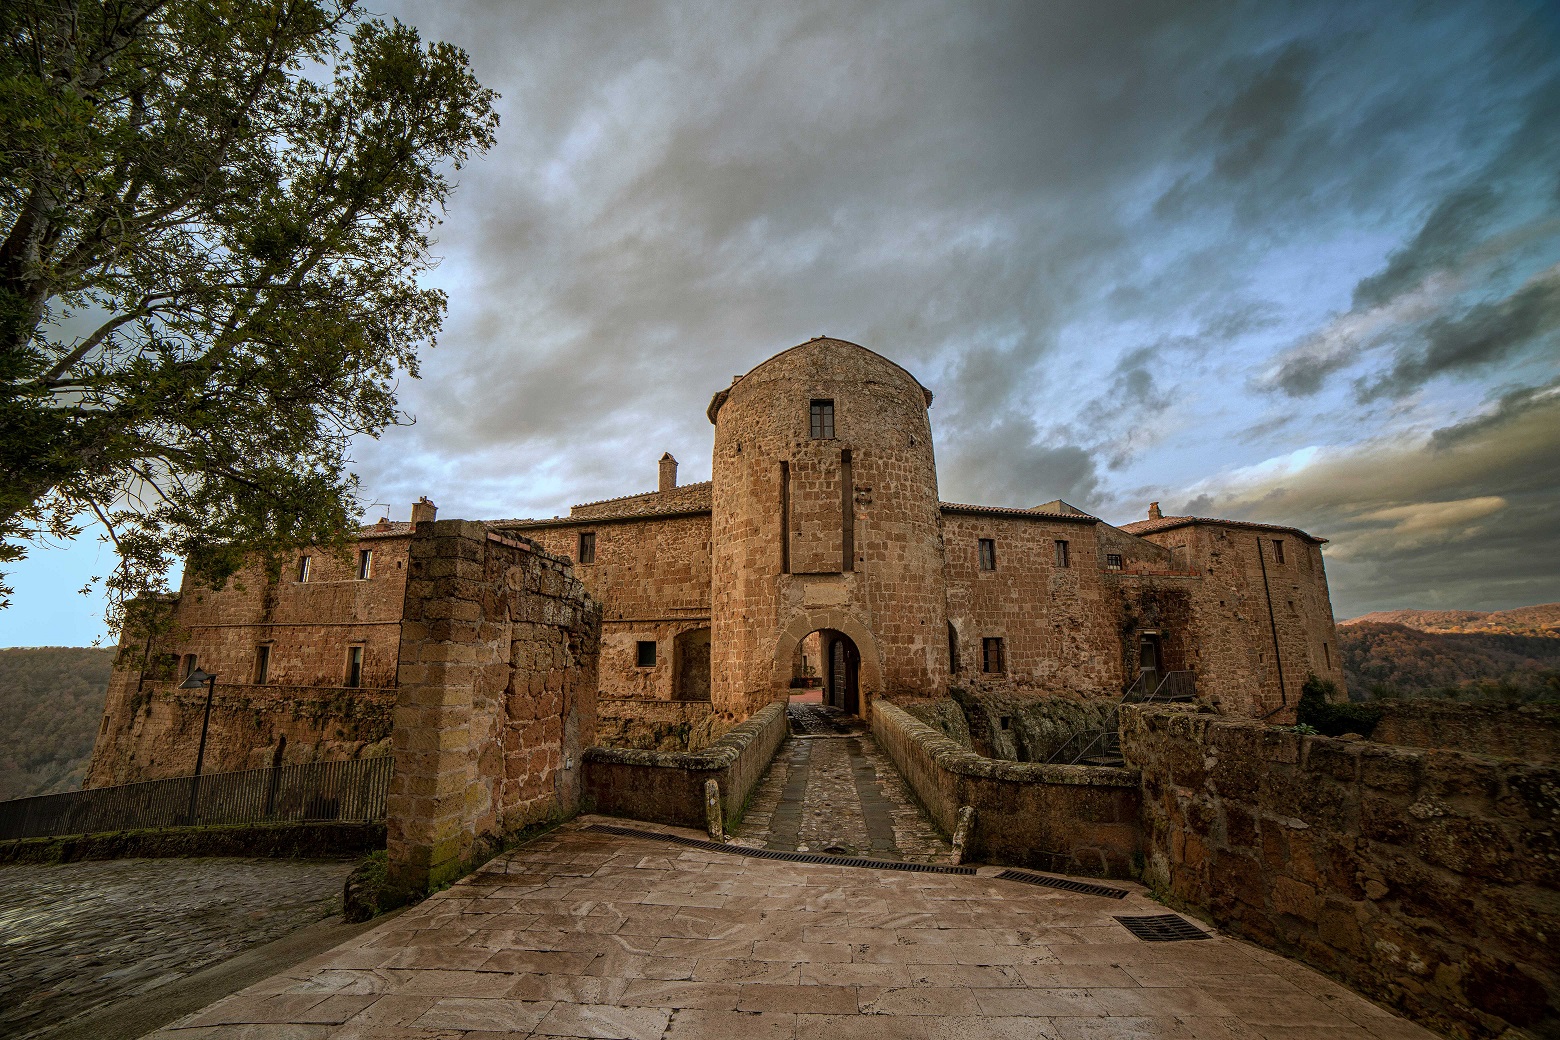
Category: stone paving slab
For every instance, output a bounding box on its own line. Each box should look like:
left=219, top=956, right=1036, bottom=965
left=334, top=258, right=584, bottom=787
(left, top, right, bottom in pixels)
left=148, top=818, right=1439, bottom=1040
left=0, top=856, right=355, bottom=1039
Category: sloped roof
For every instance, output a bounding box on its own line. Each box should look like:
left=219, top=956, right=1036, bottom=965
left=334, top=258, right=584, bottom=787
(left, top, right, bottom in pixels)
left=1119, top=515, right=1326, bottom=545
left=939, top=502, right=1100, bottom=523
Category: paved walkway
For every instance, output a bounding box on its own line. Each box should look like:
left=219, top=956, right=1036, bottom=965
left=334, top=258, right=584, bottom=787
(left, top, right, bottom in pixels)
left=0, top=856, right=355, bottom=1039
left=150, top=819, right=1436, bottom=1040
left=732, top=705, right=951, bottom=863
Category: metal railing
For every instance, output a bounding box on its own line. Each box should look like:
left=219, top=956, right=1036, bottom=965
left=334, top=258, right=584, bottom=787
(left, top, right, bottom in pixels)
left=0, top=756, right=393, bottom=842
left=1045, top=670, right=1197, bottom=765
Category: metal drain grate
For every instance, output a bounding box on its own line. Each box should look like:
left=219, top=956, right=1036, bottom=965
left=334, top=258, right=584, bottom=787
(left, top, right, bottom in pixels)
left=1114, top=914, right=1211, bottom=941
left=585, top=823, right=976, bottom=874
left=995, top=868, right=1128, bottom=899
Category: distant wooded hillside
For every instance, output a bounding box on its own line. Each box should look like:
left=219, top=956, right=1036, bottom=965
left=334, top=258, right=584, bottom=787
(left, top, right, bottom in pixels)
left=1337, top=620, right=1560, bottom=703
left=1341, top=603, right=1560, bottom=638
left=0, top=647, right=115, bottom=799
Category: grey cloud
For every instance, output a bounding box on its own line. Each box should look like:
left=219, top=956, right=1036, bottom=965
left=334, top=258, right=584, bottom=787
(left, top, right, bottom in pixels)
left=1209, top=43, right=1316, bottom=181
left=1352, top=187, right=1501, bottom=309
left=1429, top=377, right=1560, bottom=450
left=1358, top=265, right=1560, bottom=401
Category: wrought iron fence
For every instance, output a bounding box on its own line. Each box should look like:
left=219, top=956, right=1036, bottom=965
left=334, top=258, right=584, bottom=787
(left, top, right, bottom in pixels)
left=0, top=756, right=393, bottom=842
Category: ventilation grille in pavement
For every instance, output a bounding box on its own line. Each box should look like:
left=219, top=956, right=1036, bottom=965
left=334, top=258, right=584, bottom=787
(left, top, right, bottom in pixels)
left=585, top=823, right=977, bottom=874
left=1114, top=914, right=1211, bottom=941
left=995, top=868, right=1128, bottom=899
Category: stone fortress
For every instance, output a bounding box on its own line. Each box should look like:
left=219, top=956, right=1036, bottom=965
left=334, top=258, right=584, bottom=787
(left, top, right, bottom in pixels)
left=87, top=337, right=1344, bottom=785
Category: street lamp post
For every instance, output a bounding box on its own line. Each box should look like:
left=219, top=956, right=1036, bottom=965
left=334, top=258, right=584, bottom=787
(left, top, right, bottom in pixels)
left=179, top=667, right=218, bottom=825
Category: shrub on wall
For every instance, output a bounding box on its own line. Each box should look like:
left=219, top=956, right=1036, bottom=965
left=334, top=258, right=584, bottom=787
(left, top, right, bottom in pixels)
left=1296, top=675, right=1383, bottom=737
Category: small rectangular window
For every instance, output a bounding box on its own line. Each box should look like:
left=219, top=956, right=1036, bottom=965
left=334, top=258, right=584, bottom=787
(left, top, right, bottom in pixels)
left=298, top=556, right=311, bottom=583
left=345, top=646, right=363, bottom=688
left=978, top=538, right=997, bottom=571
left=254, top=645, right=270, bottom=685
left=1105, top=553, right=1123, bottom=570
left=1272, top=539, right=1285, bottom=564
left=636, top=640, right=657, bottom=667
left=1323, top=642, right=1331, bottom=669
left=810, top=399, right=835, bottom=439
left=357, top=549, right=373, bottom=580
left=578, top=531, right=596, bottom=564
left=1054, top=540, right=1070, bottom=568
left=982, top=637, right=1005, bottom=674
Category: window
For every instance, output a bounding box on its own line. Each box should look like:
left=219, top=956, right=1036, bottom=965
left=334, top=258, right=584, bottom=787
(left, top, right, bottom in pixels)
left=978, top=538, right=997, bottom=571
left=357, top=549, right=373, bottom=579
left=1272, top=539, right=1285, bottom=564
left=297, top=556, right=311, bottom=582
left=982, top=637, right=1005, bottom=674
left=254, top=645, right=270, bottom=685
left=947, top=622, right=960, bottom=674
left=809, top=399, right=835, bottom=439
left=636, top=640, right=657, bottom=667
left=1054, top=540, right=1070, bottom=568
left=345, top=646, right=363, bottom=688
left=578, top=531, right=596, bottom=565
left=180, top=653, right=197, bottom=678
left=1323, top=643, right=1331, bottom=669
left=999, top=716, right=1012, bottom=731
left=1105, top=553, right=1123, bottom=570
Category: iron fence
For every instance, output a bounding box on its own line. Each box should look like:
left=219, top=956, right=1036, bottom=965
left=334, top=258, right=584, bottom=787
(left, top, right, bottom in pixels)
left=0, top=756, right=393, bottom=842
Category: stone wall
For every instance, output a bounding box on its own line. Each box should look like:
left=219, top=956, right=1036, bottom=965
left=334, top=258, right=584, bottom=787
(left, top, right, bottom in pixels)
left=595, top=698, right=729, bottom=752
left=387, top=522, right=600, bottom=895
left=899, top=691, right=1117, bottom=764
left=1122, top=703, right=1558, bottom=1039
left=1372, top=700, right=1560, bottom=763
left=582, top=701, right=787, bottom=831
left=872, top=701, right=1141, bottom=877
left=84, top=681, right=393, bottom=786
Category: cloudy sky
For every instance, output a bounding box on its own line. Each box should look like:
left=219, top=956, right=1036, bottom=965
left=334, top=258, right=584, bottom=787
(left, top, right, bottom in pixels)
left=6, top=0, right=1559, bottom=646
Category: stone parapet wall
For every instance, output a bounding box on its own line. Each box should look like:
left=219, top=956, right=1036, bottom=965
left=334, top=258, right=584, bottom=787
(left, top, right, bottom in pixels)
left=1122, top=703, right=1559, bottom=1039
left=582, top=701, right=787, bottom=830
left=595, top=698, right=732, bottom=752
left=388, top=522, right=600, bottom=895
left=1372, top=700, right=1560, bottom=763
left=871, top=701, right=1141, bottom=877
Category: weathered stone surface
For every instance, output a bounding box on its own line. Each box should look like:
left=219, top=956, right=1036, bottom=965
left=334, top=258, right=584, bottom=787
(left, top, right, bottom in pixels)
left=1122, top=702, right=1560, bottom=1040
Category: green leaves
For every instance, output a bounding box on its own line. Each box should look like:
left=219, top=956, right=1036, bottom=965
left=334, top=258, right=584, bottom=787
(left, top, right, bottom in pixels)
left=0, top=0, right=499, bottom=629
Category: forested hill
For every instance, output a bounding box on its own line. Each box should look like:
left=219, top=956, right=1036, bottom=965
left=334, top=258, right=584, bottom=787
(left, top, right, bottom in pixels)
left=0, top=647, right=115, bottom=799
left=1336, top=620, right=1560, bottom=702
left=1341, top=603, right=1560, bottom=638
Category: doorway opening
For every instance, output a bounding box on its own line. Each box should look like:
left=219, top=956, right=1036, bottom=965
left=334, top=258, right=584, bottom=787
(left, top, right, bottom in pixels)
left=790, top=629, right=860, bottom=715
left=1138, top=632, right=1164, bottom=693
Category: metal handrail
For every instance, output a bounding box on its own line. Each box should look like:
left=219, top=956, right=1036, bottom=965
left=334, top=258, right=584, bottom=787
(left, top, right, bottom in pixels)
left=1045, top=670, right=1197, bottom=765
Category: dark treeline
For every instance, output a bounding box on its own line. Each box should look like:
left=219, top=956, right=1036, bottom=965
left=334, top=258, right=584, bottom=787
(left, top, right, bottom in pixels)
left=0, top=647, right=115, bottom=799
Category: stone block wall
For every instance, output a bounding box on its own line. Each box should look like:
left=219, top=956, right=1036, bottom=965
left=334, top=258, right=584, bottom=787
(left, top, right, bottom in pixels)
left=872, top=702, right=1142, bottom=877
left=1122, top=704, right=1558, bottom=1039
left=595, top=698, right=729, bottom=752
left=387, top=522, right=600, bottom=895
left=582, top=701, right=787, bottom=830
left=1372, top=700, right=1560, bottom=763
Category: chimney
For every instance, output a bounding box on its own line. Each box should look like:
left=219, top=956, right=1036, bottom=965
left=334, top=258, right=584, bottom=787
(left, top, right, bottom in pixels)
left=411, top=496, right=437, bottom=525
left=659, top=452, right=678, bottom=492
left=1148, top=501, right=1162, bottom=521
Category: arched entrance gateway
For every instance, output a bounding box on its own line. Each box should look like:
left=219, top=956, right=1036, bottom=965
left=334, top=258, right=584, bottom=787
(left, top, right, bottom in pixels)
left=771, top=610, right=883, bottom=719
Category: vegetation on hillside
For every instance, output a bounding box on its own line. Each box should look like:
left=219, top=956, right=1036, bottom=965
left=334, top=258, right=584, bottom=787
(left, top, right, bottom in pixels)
left=1338, top=621, right=1560, bottom=703
left=1341, top=603, right=1560, bottom=638
left=0, top=647, right=114, bottom=798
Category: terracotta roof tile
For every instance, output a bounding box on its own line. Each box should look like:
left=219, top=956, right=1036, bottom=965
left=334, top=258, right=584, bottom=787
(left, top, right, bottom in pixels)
left=1119, top=515, right=1326, bottom=544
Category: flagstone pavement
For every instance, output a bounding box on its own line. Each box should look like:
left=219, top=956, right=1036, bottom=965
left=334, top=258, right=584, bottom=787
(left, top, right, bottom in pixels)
left=149, top=817, right=1437, bottom=1040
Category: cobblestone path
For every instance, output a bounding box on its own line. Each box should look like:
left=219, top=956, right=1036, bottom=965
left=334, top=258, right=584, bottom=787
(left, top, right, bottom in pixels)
left=732, top=704, right=952, bottom=863
left=0, top=856, right=354, bottom=1039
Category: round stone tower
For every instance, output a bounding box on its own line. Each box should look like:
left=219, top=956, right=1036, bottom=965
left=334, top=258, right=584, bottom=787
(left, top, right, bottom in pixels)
left=706, top=337, right=948, bottom=718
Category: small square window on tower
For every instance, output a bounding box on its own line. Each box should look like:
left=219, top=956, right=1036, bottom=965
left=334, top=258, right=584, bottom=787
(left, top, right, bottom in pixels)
left=578, top=531, right=596, bottom=564
left=297, top=556, right=311, bottom=583
left=636, top=640, right=657, bottom=668
left=982, top=637, right=1006, bottom=674
left=978, top=538, right=997, bottom=571
left=1105, top=553, right=1124, bottom=570
left=810, top=399, right=835, bottom=439
left=345, top=646, right=363, bottom=688
left=357, top=549, right=373, bottom=579
left=254, top=645, right=270, bottom=685
left=1272, top=538, right=1285, bottom=564
left=1054, top=540, right=1070, bottom=568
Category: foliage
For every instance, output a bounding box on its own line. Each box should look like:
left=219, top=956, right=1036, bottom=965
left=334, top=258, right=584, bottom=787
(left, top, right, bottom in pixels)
left=0, top=646, right=114, bottom=798
left=1296, top=675, right=1383, bottom=738
left=1339, top=622, right=1560, bottom=704
left=0, top=0, right=498, bottom=630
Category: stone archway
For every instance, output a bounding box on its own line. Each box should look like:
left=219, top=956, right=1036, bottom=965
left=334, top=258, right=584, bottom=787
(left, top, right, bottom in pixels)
left=770, top=610, right=883, bottom=718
